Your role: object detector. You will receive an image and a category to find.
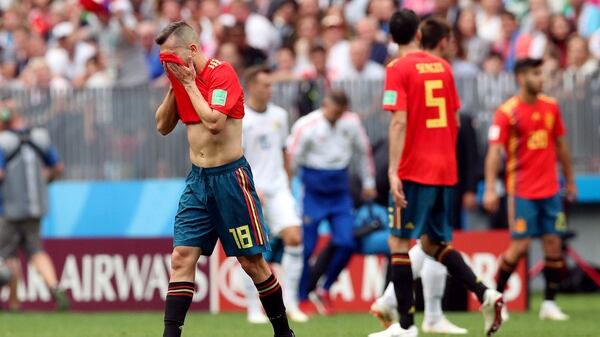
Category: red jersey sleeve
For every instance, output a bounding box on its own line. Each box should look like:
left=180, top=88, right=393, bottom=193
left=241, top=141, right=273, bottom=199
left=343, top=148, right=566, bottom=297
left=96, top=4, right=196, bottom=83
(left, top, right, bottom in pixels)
left=208, top=63, right=243, bottom=117
left=489, top=110, right=511, bottom=145
left=382, top=62, right=407, bottom=112
left=553, top=103, right=566, bottom=137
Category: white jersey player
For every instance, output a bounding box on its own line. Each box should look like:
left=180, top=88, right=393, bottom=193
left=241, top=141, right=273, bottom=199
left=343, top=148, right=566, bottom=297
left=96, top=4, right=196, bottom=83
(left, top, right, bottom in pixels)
left=241, top=65, right=307, bottom=323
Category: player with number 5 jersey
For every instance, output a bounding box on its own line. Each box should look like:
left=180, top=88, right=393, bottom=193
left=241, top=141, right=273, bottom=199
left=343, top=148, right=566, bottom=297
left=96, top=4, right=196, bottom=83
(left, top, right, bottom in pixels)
left=370, top=9, right=503, bottom=337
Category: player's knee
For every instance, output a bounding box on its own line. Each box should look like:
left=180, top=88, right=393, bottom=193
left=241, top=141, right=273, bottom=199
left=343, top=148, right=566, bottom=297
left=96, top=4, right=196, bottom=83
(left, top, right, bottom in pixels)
left=171, top=247, right=196, bottom=273
left=237, top=255, right=268, bottom=279
left=513, top=239, right=531, bottom=256
left=388, top=236, right=410, bottom=253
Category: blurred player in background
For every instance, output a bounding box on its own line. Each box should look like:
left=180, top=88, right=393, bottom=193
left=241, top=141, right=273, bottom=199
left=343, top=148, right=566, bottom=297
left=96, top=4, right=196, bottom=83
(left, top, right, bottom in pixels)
left=370, top=9, right=503, bottom=337
left=0, top=97, right=68, bottom=311
left=287, top=90, right=376, bottom=315
left=154, top=21, right=294, bottom=337
left=241, top=65, right=308, bottom=324
left=483, top=58, right=576, bottom=321
left=369, top=17, right=467, bottom=335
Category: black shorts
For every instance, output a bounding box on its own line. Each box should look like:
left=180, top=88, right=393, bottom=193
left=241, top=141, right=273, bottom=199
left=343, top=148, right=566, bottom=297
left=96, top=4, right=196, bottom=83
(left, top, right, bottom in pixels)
left=0, top=218, right=44, bottom=258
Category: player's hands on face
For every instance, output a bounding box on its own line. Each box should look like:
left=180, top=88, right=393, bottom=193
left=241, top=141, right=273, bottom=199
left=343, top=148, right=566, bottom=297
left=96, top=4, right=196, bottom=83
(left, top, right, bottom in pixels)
left=166, top=57, right=196, bottom=86
left=565, top=180, right=577, bottom=203
left=361, top=187, right=377, bottom=202
left=482, top=188, right=499, bottom=213
left=389, top=174, right=407, bottom=208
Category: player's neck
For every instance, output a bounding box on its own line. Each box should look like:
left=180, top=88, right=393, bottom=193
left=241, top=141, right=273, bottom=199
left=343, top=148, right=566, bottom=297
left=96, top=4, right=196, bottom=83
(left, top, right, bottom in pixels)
left=519, top=90, right=538, bottom=105
left=246, top=97, right=268, bottom=113
left=194, top=54, right=209, bottom=75
left=397, top=42, right=420, bottom=57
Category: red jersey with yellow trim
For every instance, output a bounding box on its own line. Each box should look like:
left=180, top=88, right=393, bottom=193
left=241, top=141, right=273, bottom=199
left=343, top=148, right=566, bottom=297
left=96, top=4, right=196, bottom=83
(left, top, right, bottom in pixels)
left=488, top=95, right=566, bottom=199
left=165, top=58, right=244, bottom=124
left=382, top=51, right=461, bottom=186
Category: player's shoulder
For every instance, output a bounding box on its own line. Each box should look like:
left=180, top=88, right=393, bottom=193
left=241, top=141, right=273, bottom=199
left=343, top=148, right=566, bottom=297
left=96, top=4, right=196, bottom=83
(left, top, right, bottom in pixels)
left=498, top=96, right=520, bottom=116
left=386, top=57, right=402, bottom=69
left=207, top=59, right=237, bottom=79
left=538, top=94, right=559, bottom=109
left=293, top=110, right=322, bottom=128
left=267, top=103, right=288, bottom=118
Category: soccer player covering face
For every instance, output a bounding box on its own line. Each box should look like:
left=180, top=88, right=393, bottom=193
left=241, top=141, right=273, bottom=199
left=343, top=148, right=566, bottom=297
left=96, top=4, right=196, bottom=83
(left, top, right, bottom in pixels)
left=483, top=58, right=576, bottom=321
left=370, top=10, right=504, bottom=337
left=369, top=17, right=467, bottom=336
left=154, top=21, right=294, bottom=337
left=241, top=65, right=308, bottom=324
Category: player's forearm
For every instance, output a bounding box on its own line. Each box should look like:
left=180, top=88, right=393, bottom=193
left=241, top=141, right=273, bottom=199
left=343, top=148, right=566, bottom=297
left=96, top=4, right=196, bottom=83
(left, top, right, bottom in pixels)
left=155, top=89, right=178, bottom=135
left=557, top=139, right=575, bottom=184
left=388, top=114, right=406, bottom=177
left=184, top=84, right=226, bottom=134
left=484, top=146, right=501, bottom=192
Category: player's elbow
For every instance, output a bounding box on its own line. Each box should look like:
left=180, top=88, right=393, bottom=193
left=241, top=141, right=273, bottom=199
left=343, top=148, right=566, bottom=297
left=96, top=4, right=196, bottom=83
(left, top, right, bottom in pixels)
left=390, top=118, right=407, bottom=132
left=204, top=117, right=226, bottom=135
left=156, top=124, right=171, bottom=136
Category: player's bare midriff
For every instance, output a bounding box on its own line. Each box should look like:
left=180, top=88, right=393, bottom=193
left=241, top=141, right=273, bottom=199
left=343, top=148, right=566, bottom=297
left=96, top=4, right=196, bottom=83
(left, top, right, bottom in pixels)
left=186, top=117, right=243, bottom=168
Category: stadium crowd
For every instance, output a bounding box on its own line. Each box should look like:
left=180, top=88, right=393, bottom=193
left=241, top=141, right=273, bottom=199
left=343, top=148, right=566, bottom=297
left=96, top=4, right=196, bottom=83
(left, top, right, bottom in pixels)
left=0, top=0, right=599, bottom=90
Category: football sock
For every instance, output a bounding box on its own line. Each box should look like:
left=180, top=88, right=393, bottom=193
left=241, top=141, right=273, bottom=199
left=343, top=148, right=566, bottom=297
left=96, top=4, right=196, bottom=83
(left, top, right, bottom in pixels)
left=496, top=256, right=518, bottom=293
left=256, top=274, right=291, bottom=336
left=163, top=282, right=194, bottom=337
left=421, top=258, right=447, bottom=324
left=436, top=246, right=487, bottom=303
left=391, top=253, right=415, bottom=329
left=543, top=257, right=566, bottom=301
left=281, top=245, right=303, bottom=311
left=408, top=243, right=427, bottom=278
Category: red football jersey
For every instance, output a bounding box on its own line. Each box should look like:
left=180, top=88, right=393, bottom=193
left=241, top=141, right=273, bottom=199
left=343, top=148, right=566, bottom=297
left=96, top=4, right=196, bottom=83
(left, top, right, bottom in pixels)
left=382, top=51, right=461, bottom=186
left=163, top=57, right=245, bottom=124
left=489, top=95, right=566, bottom=199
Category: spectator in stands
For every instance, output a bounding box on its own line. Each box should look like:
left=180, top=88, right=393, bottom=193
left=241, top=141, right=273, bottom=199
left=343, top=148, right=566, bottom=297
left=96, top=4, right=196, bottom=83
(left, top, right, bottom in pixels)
left=515, top=6, right=552, bottom=60
left=298, top=0, right=321, bottom=17
left=492, top=10, right=520, bottom=71
left=137, top=21, right=164, bottom=80
left=223, top=23, right=267, bottom=70
left=1, top=26, right=31, bottom=81
left=337, top=39, right=385, bottom=81
left=18, top=57, right=71, bottom=90
left=156, top=0, right=183, bottom=30
left=456, top=8, right=491, bottom=66
left=323, top=14, right=351, bottom=80
left=449, top=35, right=479, bottom=77
left=355, top=17, right=388, bottom=65
left=45, top=22, right=96, bottom=81
left=482, top=52, right=505, bottom=77
left=294, top=15, right=322, bottom=69
left=226, top=0, right=281, bottom=54
left=565, top=0, right=600, bottom=38
left=476, top=0, right=503, bottom=43
left=198, top=0, right=221, bottom=58
left=0, top=97, right=69, bottom=311
left=367, top=0, right=396, bottom=36
left=268, top=0, right=298, bottom=47
left=566, top=34, right=600, bottom=77
left=217, top=42, right=244, bottom=75
left=549, top=14, right=576, bottom=68
left=271, top=46, right=300, bottom=82
left=72, top=54, right=113, bottom=88
left=87, top=0, right=149, bottom=87
left=433, top=0, right=461, bottom=27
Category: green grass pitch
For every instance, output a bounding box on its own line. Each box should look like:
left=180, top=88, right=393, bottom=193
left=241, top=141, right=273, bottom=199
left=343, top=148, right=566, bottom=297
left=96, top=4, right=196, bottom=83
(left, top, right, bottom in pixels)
left=1, top=294, right=599, bottom=337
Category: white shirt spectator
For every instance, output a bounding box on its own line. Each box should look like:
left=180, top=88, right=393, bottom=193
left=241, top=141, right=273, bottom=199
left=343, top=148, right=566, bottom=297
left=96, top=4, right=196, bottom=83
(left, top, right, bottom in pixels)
left=476, top=11, right=502, bottom=42
left=287, top=109, right=375, bottom=189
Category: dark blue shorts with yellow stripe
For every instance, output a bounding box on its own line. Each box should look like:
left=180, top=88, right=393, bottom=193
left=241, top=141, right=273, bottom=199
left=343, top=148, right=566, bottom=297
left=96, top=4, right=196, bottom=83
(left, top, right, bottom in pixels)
left=509, top=194, right=567, bottom=239
left=173, top=156, right=270, bottom=257
left=388, top=180, right=453, bottom=244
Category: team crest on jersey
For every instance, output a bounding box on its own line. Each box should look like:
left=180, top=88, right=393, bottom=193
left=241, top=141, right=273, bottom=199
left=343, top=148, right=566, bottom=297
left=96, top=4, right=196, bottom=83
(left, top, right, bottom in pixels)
left=515, top=218, right=527, bottom=233
left=545, top=113, right=555, bottom=130
left=273, top=121, right=281, bottom=130
left=532, top=112, right=541, bottom=121
left=405, top=222, right=415, bottom=230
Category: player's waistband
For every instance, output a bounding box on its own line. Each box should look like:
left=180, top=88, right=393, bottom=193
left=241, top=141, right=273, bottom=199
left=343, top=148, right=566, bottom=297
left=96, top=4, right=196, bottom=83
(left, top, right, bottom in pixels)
left=191, top=156, right=249, bottom=176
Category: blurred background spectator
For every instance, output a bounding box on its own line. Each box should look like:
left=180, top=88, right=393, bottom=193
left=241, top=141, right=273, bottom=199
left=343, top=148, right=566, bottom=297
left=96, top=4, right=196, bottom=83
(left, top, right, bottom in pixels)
left=0, top=0, right=597, bottom=88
